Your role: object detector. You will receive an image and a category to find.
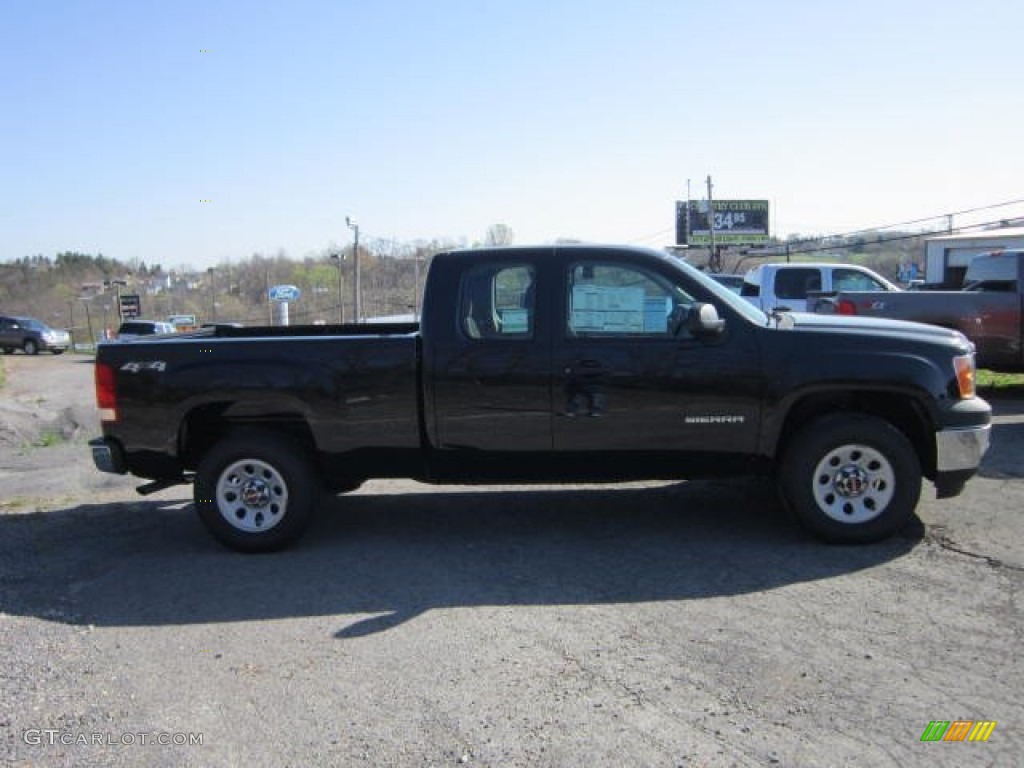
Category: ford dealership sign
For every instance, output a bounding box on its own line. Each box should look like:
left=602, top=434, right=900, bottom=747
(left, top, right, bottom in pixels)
left=269, top=284, right=301, bottom=302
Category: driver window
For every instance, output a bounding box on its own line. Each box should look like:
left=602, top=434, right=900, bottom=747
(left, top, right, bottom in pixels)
left=834, top=269, right=885, bottom=292
left=566, top=262, right=692, bottom=337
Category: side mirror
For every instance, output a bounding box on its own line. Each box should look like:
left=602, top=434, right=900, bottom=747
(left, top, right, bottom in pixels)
left=688, top=303, right=726, bottom=336
left=813, top=297, right=838, bottom=314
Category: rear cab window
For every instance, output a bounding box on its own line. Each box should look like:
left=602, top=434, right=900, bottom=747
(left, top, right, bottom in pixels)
left=458, top=263, right=535, bottom=340
left=774, top=268, right=821, bottom=300
left=833, top=269, right=888, bottom=292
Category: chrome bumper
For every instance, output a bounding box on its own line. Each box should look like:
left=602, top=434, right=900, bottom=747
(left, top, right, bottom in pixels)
left=936, top=425, right=991, bottom=472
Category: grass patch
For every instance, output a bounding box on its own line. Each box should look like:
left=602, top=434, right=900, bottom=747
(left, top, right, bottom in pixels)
left=35, top=431, right=64, bottom=448
left=976, top=369, right=1024, bottom=397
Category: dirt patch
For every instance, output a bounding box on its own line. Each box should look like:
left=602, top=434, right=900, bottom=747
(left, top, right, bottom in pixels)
left=0, top=355, right=139, bottom=508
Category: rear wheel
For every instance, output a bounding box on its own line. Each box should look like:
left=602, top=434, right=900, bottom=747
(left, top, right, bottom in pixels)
left=194, top=431, right=319, bottom=552
left=780, top=413, right=921, bottom=544
left=23, top=339, right=38, bottom=355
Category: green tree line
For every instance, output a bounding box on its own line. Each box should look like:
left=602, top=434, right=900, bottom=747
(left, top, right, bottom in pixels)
left=0, top=239, right=459, bottom=341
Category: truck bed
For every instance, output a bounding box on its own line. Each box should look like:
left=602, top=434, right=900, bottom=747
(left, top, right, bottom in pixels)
left=97, top=326, right=425, bottom=483
left=818, top=290, right=1022, bottom=372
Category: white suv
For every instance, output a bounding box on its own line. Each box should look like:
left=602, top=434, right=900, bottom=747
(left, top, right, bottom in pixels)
left=115, top=320, right=177, bottom=341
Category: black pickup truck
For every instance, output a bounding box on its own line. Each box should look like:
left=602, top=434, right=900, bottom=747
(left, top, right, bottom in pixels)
left=90, top=245, right=991, bottom=552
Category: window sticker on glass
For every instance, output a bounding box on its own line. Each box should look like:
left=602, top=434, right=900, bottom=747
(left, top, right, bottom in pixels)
left=500, top=308, right=530, bottom=333
left=570, top=284, right=645, bottom=333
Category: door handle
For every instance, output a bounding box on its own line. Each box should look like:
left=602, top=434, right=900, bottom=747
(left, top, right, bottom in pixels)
left=565, top=359, right=606, bottom=375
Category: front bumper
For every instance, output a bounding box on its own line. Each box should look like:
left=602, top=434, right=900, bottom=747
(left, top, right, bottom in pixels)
left=41, top=334, right=71, bottom=350
left=933, top=397, right=992, bottom=499
left=936, top=424, right=991, bottom=473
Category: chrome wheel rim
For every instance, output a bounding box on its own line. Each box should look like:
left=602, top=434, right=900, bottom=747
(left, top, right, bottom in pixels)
left=812, top=443, right=895, bottom=524
left=216, top=459, right=289, bottom=533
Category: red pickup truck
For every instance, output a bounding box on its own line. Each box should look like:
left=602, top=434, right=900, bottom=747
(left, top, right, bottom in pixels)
left=816, top=250, right=1023, bottom=372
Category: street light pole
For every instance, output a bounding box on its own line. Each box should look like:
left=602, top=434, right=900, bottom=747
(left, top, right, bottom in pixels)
left=347, top=216, right=361, bottom=323
left=330, top=253, right=345, bottom=324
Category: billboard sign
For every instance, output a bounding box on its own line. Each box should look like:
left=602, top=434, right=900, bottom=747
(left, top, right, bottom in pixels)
left=269, top=284, right=301, bottom=302
left=676, top=199, right=771, bottom=246
left=117, top=293, right=141, bottom=319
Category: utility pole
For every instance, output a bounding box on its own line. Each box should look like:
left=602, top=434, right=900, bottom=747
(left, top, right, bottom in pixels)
left=207, top=267, right=217, bottom=322
left=80, top=297, right=95, bottom=348
left=685, top=178, right=691, bottom=245
left=706, top=175, right=720, bottom=272
left=347, top=217, right=361, bottom=323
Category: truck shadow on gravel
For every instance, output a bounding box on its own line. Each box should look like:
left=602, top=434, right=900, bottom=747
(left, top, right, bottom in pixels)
left=0, top=478, right=923, bottom=637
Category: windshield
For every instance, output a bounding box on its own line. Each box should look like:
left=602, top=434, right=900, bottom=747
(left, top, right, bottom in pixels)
left=658, top=254, right=770, bottom=325
left=16, top=317, right=47, bottom=331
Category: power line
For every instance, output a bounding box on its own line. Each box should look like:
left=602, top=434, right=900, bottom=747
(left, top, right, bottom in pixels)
left=628, top=227, right=674, bottom=245
left=772, top=215, right=1024, bottom=258
left=644, top=196, right=1024, bottom=250
left=784, top=197, right=1024, bottom=245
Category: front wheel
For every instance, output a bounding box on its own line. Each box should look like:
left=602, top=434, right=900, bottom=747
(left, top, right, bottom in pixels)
left=780, top=414, right=921, bottom=544
left=194, top=431, right=319, bottom=552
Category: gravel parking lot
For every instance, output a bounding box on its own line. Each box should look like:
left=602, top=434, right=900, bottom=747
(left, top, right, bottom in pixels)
left=1, top=354, right=1021, bottom=767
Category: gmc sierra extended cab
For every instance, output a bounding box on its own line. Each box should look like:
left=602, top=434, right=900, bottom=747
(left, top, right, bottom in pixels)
left=815, top=250, right=1024, bottom=372
left=90, top=245, right=991, bottom=552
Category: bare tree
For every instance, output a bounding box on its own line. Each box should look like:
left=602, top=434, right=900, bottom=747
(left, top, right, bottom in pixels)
left=484, top=223, right=514, bottom=246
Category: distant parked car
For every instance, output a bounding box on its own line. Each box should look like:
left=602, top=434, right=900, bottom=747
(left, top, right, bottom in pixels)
left=0, top=315, right=71, bottom=355
left=114, top=320, right=177, bottom=341
left=708, top=273, right=745, bottom=294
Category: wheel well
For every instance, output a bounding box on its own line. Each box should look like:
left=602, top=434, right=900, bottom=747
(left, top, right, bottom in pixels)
left=775, top=392, right=936, bottom=479
left=179, top=404, right=317, bottom=471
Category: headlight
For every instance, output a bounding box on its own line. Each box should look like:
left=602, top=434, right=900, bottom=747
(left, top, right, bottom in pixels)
left=953, top=354, right=976, bottom=399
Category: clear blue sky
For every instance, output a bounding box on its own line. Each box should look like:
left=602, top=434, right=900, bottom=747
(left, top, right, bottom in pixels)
left=2, top=0, right=1022, bottom=269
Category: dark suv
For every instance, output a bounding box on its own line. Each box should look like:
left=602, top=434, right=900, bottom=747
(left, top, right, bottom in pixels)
left=0, top=315, right=71, bottom=355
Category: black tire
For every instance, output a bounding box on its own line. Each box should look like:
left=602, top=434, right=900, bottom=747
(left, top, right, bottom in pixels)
left=51, top=349, right=65, bottom=355
left=194, top=430, right=319, bottom=553
left=780, top=413, right=921, bottom=544
left=1, top=347, right=13, bottom=354
left=23, top=339, right=39, bottom=355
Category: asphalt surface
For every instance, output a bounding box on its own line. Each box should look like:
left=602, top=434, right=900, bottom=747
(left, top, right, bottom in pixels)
left=1, top=353, right=1021, bottom=767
